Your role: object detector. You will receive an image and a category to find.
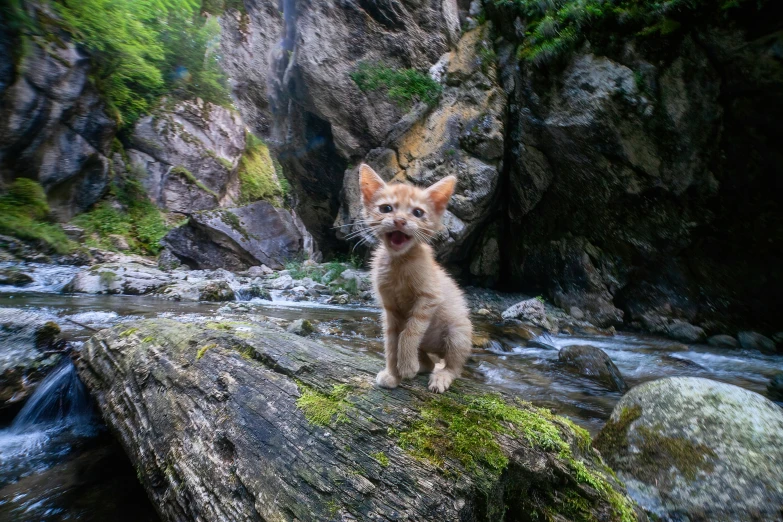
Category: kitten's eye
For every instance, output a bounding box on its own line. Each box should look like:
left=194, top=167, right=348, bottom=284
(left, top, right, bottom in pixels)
left=379, top=204, right=393, bottom=213
left=412, top=208, right=425, bottom=218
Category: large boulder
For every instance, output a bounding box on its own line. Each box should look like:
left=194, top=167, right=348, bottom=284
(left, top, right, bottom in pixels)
left=0, top=308, right=64, bottom=412
left=162, top=201, right=303, bottom=270
left=75, top=319, right=643, bottom=521
left=558, top=345, right=628, bottom=393
left=595, top=377, right=783, bottom=521
left=127, top=99, right=246, bottom=212
left=0, top=6, right=115, bottom=220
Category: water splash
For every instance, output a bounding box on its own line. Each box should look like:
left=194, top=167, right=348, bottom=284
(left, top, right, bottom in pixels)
left=0, top=262, right=81, bottom=294
left=9, top=359, right=94, bottom=434
left=0, top=360, right=97, bottom=487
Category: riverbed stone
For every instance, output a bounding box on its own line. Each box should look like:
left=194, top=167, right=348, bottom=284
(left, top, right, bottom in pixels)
left=65, top=263, right=173, bottom=295
left=558, top=345, right=628, bottom=392
left=769, top=373, right=783, bottom=401
left=706, top=334, right=739, bottom=348
left=501, top=298, right=558, bottom=332
left=0, top=269, right=33, bottom=286
left=737, top=331, right=777, bottom=353
left=286, top=318, right=314, bottom=337
left=595, top=377, right=783, bottom=521
left=666, top=321, right=705, bottom=343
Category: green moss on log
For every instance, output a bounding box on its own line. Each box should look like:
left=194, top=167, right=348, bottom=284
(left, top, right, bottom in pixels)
left=296, top=382, right=353, bottom=427
left=397, top=393, right=638, bottom=521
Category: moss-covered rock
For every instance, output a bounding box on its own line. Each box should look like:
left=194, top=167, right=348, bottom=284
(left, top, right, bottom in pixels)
left=76, top=319, right=643, bottom=521
left=198, top=281, right=235, bottom=302
left=596, top=377, right=783, bottom=521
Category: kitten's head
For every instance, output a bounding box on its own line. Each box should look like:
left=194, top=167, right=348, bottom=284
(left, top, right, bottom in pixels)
left=359, top=164, right=456, bottom=255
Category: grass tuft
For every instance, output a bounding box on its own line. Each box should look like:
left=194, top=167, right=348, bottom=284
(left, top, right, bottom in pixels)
left=350, top=62, right=442, bottom=109
left=0, top=179, right=74, bottom=254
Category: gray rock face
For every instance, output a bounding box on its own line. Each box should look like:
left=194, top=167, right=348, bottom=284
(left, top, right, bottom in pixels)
left=127, top=99, right=245, bottom=212
left=0, top=11, right=115, bottom=220
left=162, top=202, right=303, bottom=271
left=737, top=331, right=777, bottom=354
left=493, top=13, right=783, bottom=331
left=595, top=377, right=783, bottom=521
left=558, top=345, right=628, bottom=393
left=334, top=26, right=506, bottom=265
left=221, top=0, right=461, bottom=253
left=0, top=308, right=64, bottom=411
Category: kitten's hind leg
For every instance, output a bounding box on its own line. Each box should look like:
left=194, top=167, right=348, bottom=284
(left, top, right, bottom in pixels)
left=428, top=325, right=471, bottom=393
left=418, top=351, right=436, bottom=374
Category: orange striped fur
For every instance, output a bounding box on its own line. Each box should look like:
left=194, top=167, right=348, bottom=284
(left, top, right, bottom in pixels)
left=359, top=164, right=472, bottom=393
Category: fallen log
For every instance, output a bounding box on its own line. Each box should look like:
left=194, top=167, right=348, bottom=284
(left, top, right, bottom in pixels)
left=75, top=318, right=644, bottom=521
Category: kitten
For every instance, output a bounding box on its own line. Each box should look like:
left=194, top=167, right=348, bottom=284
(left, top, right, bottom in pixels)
left=359, top=164, right=472, bottom=393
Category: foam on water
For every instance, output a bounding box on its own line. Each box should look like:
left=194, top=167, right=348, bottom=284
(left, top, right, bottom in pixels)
left=0, top=263, right=81, bottom=294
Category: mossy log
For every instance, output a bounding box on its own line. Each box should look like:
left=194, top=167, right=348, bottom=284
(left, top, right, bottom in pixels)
left=75, top=319, right=643, bottom=522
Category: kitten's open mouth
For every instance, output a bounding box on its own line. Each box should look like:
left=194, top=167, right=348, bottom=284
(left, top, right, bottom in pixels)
left=386, top=231, right=411, bottom=249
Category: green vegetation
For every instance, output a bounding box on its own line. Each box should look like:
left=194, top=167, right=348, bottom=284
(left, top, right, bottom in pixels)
left=72, top=176, right=170, bottom=255
left=493, top=0, right=764, bottom=65
left=0, top=179, right=74, bottom=254
left=196, top=343, right=217, bottom=360
left=295, top=383, right=353, bottom=427
left=397, top=393, right=637, bottom=521
left=371, top=451, right=390, bottom=467
left=50, top=0, right=231, bottom=126
left=237, top=133, right=286, bottom=205
left=350, top=62, right=442, bottom=108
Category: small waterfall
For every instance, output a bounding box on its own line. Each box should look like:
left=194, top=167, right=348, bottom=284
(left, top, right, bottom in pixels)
left=9, top=358, right=94, bottom=434
left=267, top=0, right=299, bottom=143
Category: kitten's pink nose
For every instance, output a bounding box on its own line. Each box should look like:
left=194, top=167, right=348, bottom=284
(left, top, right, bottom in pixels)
left=393, top=217, right=407, bottom=229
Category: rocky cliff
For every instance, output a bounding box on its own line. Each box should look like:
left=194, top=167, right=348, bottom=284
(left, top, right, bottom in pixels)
left=0, top=3, right=115, bottom=221
left=221, top=0, right=783, bottom=334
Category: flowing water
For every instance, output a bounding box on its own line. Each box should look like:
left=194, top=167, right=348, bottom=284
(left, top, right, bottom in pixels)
left=1, top=262, right=781, bottom=518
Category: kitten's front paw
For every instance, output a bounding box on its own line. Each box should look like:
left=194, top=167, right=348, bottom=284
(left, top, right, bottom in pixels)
left=428, top=370, right=454, bottom=393
left=397, top=359, right=420, bottom=380
left=376, top=369, right=400, bottom=389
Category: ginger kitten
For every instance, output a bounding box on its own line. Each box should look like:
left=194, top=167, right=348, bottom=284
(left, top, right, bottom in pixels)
left=359, top=164, right=472, bottom=393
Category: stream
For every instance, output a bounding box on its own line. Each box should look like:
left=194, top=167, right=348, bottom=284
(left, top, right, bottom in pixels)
left=1, top=263, right=781, bottom=520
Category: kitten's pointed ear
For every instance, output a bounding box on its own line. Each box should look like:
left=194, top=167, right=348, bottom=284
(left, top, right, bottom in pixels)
left=425, top=175, right=457, bottom=215
left=359, top=164, right=386, bottom=205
